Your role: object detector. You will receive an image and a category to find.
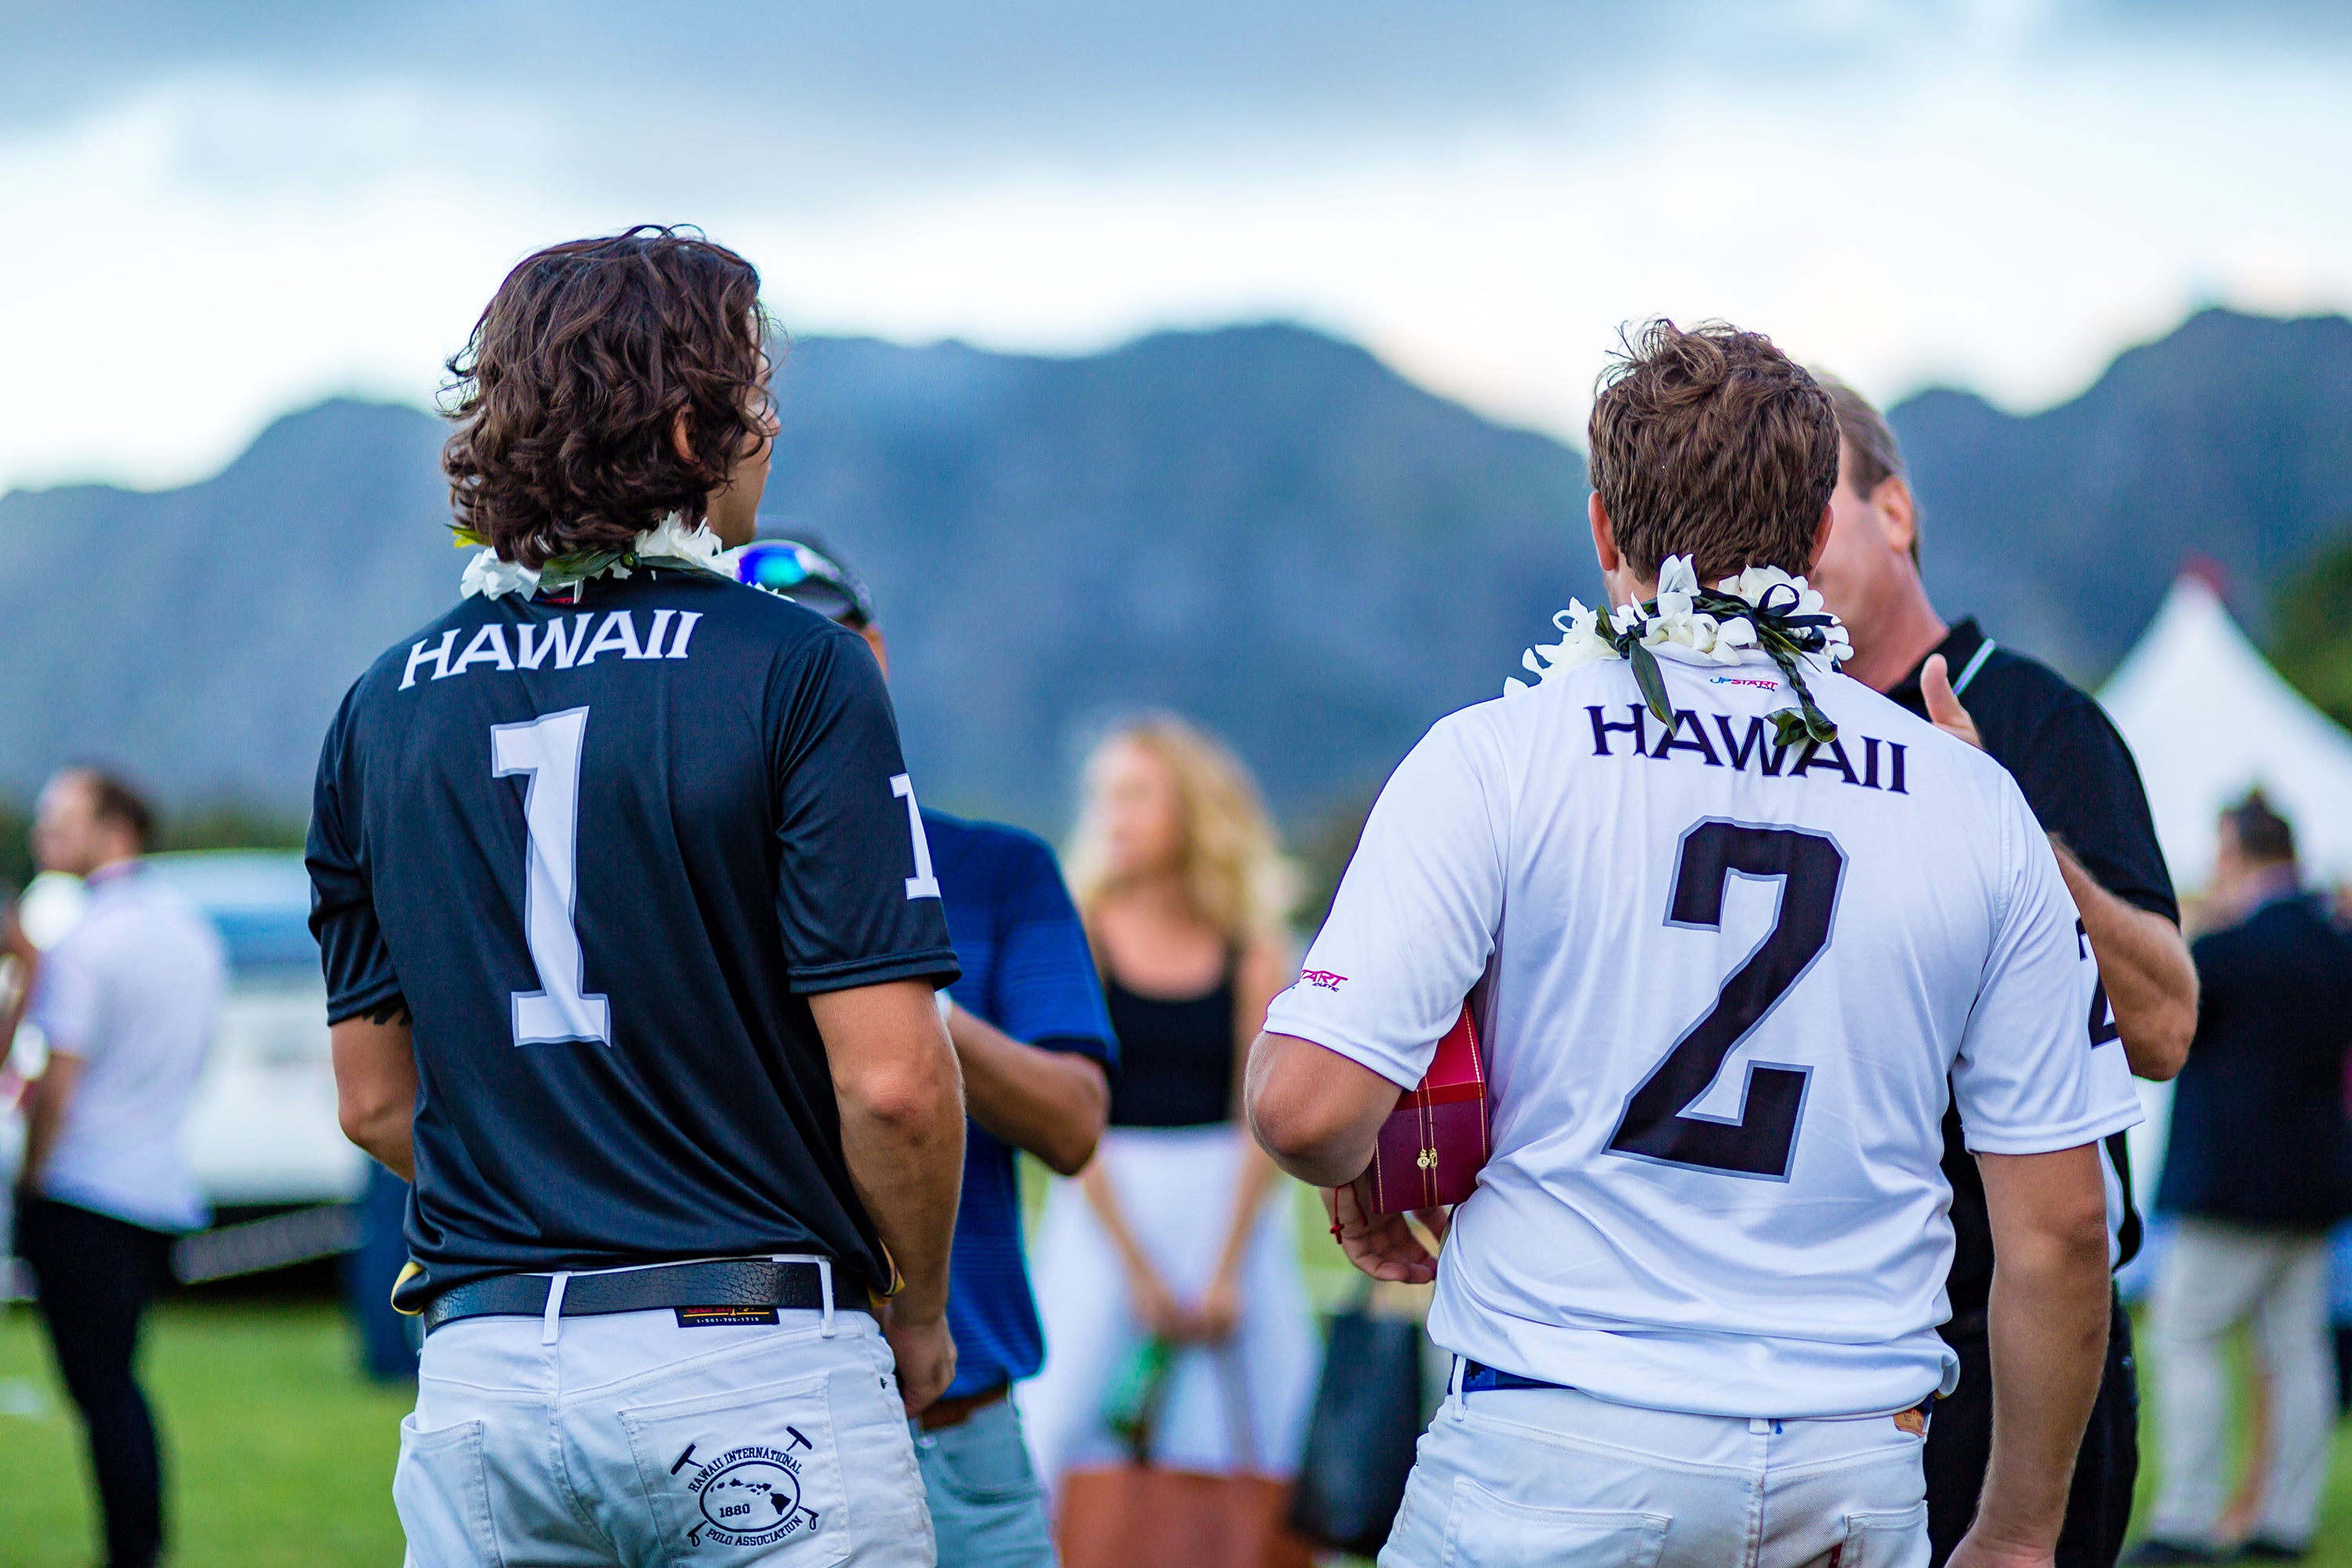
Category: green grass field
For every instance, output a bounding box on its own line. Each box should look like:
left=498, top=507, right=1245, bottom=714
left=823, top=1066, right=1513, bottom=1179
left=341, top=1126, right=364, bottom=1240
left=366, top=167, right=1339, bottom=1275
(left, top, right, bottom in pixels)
left=4, top=1290, right=2352, bottom=1563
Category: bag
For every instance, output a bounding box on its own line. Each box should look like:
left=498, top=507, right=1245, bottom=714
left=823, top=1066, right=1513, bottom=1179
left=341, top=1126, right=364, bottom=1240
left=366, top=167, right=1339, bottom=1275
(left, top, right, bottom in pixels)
left=1059, top=1468, right=1314, bottom=1568
left=1286, top=1290, right=1428, bottom=1558
left=1058, top=1347, right=1316, bottom=1568
left=1350, top=1001, right=1490, bottom=1217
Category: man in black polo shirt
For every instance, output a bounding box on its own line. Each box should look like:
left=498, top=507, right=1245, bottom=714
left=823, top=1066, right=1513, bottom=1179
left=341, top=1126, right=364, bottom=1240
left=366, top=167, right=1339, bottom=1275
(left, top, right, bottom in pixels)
left=311, top=229, right=967, bottom=1566
left=1809, top=378, right=2199, bottom=1568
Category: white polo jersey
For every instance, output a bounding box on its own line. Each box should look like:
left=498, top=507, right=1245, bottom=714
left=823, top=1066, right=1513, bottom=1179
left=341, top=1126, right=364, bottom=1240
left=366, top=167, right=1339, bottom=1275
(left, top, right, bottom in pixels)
left=1264, top=644, right=2140, bottom=1419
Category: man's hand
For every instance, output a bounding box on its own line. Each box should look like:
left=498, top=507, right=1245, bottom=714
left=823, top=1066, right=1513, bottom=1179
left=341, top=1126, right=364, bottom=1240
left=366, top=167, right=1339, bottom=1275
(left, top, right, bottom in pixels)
left=1322, top=1184, right=1442, bottom=1284
left=1944, top=1534, right=2054, bottom=1568
left=882, top=1304, right=956, bottom=1417
left=1921, top=654, right=1985, bottom=750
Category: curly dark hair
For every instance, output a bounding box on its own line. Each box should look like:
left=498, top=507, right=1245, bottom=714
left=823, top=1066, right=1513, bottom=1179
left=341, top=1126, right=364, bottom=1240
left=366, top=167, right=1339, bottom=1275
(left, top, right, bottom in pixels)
left=441, top=227, right=775, bottom=568
left=1587, top=319, right=1838, bottom=583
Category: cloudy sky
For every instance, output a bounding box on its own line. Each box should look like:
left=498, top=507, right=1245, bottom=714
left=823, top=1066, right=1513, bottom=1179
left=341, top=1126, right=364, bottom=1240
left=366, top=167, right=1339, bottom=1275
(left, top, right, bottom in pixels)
left=3, top=1, right=2348, bottom=492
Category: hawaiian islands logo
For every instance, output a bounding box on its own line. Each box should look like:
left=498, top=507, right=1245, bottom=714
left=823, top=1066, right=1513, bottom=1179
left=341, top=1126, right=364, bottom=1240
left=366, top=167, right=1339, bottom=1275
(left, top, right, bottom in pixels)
left=677, top=1432, right=822, bottom=1549
left=1301, top=970, right=1348, bottom=992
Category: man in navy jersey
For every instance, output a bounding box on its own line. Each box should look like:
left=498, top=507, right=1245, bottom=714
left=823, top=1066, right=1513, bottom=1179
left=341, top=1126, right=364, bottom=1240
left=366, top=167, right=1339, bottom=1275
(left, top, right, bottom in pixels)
left=1806, top=379, right=2198, bottom=1568
left=310, top=230, right=967, bottom=1567
left=732, top=536, right=1116, bottom=1568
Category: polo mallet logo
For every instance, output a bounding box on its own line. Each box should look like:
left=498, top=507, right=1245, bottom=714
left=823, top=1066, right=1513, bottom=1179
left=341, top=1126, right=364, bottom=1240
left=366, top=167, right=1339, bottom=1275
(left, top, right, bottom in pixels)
left=680, top=1431, right=821, bottom=1548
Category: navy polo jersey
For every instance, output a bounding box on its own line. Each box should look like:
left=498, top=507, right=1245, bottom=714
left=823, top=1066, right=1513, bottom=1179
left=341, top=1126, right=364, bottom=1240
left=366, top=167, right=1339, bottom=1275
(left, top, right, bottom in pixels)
left=925, top=811, right=1116, bottom=1397
left=307, top=563, right=960, bottom=1307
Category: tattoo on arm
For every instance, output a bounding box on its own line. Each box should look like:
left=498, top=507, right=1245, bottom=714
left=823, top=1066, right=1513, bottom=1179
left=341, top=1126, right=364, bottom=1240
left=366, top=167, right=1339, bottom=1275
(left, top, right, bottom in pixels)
left=363, top=996, right=413, bottom=1027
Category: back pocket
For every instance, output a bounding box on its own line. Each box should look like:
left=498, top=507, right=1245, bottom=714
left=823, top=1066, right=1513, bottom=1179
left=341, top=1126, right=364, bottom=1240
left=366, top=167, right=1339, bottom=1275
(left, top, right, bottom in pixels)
left=1834, top=1501, right=1929, bottom=1568
left=921, top=1406, right=1043, bottom=1508
left=622, top=1371, right=849, bottom=1566
left=1442, top=1477, right=1668, bottom=1568
left=394, top=1415, right=505, bottom=1568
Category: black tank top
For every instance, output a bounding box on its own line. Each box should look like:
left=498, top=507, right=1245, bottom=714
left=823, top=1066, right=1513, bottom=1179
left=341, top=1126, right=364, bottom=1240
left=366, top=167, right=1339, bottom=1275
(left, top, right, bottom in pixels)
left=1104, top=956, right=1237, bottom=1129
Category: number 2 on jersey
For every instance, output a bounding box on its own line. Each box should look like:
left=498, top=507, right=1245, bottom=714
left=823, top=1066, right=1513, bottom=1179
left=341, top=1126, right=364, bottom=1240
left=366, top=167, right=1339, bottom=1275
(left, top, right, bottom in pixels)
left=492, top=706, right=612, bottom=1047
left=1607, top=821, right=1845, bottom=1181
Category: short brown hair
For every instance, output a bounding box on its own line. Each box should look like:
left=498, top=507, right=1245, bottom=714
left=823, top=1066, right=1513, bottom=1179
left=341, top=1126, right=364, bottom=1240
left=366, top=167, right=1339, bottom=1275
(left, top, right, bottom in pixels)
left=442, top=227, right=774, bottom=569
left=2224, top=789, right=2296, bottom=866
left=1587, top=319, right=1838, bottom=583
left=64, top=767, right=155, bottom=851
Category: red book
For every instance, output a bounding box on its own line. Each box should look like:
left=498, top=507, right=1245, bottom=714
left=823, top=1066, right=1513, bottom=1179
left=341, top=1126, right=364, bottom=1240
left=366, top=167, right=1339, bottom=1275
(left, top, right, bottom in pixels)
left=1348, top=1002, right=1489, bottom=1218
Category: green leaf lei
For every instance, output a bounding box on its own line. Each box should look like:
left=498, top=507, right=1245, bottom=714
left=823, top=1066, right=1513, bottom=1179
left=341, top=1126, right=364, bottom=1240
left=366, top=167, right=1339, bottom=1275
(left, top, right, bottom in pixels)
left=1606, top=580, right=1844, bottom=747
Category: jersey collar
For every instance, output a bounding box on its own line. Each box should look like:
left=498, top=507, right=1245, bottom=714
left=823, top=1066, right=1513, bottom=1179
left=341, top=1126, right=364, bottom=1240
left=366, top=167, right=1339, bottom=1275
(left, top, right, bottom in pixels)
left=1888, top=617, right=1993, bottom=717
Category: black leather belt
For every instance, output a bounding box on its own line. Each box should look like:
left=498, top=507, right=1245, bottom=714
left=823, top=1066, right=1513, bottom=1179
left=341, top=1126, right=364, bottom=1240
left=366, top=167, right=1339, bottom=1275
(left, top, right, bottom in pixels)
left=422, top=1258, right=860, bottom=1336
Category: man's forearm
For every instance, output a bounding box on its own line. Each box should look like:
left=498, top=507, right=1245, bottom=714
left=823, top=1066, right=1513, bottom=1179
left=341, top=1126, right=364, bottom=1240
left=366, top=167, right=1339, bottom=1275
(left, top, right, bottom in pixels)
left=2054, top=843, right=2198, bottom=1080
left=815, top=983, right=967, bottom=1319
left=16, top=1051, right=83, bottom=1192
left=946, top=1004, right=1107, bottom=1177
left=331, top=1015, right=418, bottom=1181
left=1973, top=1146, right=2113, bottom=1552
left=836, top=1074, right=964, bottom=1315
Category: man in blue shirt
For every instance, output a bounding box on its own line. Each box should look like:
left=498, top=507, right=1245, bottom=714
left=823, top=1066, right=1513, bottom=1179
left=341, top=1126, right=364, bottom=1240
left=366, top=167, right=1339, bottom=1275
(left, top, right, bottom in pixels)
left=734, top=537, right=1116, bottom=1568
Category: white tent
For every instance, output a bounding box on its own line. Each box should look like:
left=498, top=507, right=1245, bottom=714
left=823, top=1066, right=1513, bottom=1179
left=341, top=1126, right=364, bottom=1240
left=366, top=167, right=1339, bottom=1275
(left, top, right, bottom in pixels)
left=2097, top=572, right=2352, bottom=1216
left=2100, top=572, right=2352, bottom=895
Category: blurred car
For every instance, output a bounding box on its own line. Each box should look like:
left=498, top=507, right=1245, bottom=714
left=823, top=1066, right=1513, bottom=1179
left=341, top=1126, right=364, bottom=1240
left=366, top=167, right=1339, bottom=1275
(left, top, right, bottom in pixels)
left=144, top=850, right=361, bottom=1209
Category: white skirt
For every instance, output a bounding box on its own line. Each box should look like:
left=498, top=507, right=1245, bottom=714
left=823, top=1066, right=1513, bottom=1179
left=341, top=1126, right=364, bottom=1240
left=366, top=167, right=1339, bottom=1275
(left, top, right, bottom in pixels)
left=1019, top=1124, right=1319, bottom=1491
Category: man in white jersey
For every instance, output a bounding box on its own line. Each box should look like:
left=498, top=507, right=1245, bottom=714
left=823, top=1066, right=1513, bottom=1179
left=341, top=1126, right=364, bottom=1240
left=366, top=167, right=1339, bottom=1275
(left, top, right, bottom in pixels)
left=1247, top=321, right=2135, bottom=1568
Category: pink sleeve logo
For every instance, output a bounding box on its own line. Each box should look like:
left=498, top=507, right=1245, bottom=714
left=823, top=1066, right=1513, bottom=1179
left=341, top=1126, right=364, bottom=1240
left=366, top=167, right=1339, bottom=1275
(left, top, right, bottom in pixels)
left=1301, top=970, right=1348, bottom=991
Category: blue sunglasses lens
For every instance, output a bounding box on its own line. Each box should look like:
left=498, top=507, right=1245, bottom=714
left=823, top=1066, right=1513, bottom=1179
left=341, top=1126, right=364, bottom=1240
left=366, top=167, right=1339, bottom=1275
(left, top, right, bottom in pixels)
left=742, top=547, right=808, bottom=588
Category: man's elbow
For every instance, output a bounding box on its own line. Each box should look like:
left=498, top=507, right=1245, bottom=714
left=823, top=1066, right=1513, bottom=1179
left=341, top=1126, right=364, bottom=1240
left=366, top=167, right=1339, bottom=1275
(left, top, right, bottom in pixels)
left=2122, top=987, right=2198, bottom=1082
left=1247, top=1095, right=1355, bottom=1187
left=1036, top=1073, right=1109, bottom=1178
left=842, top=1051, right=964, bottom=1138
left=336, top=1092, right=405, bottom=1159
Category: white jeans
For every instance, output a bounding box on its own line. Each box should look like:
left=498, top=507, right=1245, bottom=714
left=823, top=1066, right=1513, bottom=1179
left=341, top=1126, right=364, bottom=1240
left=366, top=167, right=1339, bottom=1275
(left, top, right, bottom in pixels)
left=1378, top=1379, right=1929, bottom=1568
left=2148, top=1220, right=2337, bottom=1548
left=398, top=1294, right=933, bottom=1566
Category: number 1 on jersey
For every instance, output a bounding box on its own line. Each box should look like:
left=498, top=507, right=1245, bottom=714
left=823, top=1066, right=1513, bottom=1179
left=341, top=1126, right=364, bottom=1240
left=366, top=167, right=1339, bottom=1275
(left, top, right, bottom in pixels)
left=891, top=773, right=942, bottom=901
left=1607, top=821, right=1845, bottom=1181
left=492, top=706, right=612, bottom=1047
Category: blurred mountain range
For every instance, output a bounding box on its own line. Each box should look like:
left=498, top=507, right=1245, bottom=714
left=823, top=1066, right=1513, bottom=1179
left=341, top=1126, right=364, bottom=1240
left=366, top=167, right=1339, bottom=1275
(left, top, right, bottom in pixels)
left=2, top=307, right=2347, bottom=833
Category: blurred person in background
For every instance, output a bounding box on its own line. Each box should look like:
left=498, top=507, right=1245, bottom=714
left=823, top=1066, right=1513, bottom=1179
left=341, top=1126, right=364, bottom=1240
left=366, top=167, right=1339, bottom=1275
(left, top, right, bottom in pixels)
left=1806, top=378, right=2197, bottom=1568
left=735, top=534, right=1118, bottom=1568
left=15, top=767, right=224, bottom=1568
left=1022, top=717, right=1316, bottom=1496
left=2135, top=793, right=2352, bottom=1563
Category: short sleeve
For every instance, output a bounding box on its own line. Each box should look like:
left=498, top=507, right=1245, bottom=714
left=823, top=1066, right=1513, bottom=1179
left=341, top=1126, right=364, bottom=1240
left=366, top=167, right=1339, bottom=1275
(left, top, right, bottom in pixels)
left=29, top=935, right=105, bottom=1057
left=307, top=684, right=407, bottom=1025
left=769, top=629, right=960, bottom=993
left=987, top=836, right=1116, bottom=1065
left=1261, top=711, right=1508, bottom=1089
left=2009, top=696, right=2179, bottom=924
left=1951, top=783, right=2144, bottom=1155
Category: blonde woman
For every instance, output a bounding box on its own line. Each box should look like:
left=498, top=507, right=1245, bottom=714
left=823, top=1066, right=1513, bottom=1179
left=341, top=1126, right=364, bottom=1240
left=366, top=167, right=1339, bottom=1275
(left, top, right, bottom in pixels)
left=1022, top=716, right=1318, bottom=1495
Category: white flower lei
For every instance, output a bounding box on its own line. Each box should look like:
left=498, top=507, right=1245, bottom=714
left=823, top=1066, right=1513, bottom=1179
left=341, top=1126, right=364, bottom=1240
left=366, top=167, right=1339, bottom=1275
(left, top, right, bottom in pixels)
left=459, top=513, right=731, bottom=601
left=1507, top=555, right=1855, bottom=744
